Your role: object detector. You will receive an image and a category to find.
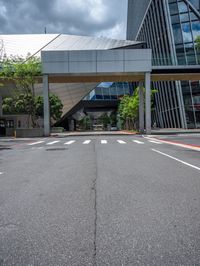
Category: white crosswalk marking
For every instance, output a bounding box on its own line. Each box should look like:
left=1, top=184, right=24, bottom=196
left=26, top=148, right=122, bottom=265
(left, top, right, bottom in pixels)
left=148, top=140, right=162, bottom=144
left=64, top=140, right=76, bottom=145
left=117, top=140, right=126, bottom=144
left=46, top=141, right=60, bottom=145
left=132, top=140, right=144, bottom=144
left=28, top=141, right=45, bottom=146
left=101, top=140, right=107, bottom=144
left=83, top=140, right=91, bottom=145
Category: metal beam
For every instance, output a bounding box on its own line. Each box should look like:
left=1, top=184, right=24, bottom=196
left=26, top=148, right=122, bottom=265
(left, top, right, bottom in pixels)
left=145, top=72, right=151, bottom=134
left=139, top=81, right=144, bottom=133
left=43, top=74, right=50, bottom=137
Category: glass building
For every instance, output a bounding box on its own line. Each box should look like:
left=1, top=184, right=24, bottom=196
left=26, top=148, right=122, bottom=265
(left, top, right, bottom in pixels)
left=84, top=82, right=131, bottom=101
left=127, top=0, right=200, bottom=128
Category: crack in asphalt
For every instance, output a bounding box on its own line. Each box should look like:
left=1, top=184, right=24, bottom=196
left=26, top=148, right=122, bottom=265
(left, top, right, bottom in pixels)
left=92, top=141, right=98, bottom=266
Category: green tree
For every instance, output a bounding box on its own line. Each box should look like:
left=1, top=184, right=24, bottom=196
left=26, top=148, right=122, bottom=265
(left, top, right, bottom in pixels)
left=101, top=113, right=110, bottom=129
left=3, top=94, right=63, bottom=125
left=0, top=56, right=41, bottom=127
left=196, top=36, right=200, bottom=51
left=35, top=94, right=63, bottom=123
left=110, top=111, right=117, bottom=126
left=118, top=87, right=157, bottom=130
left=2, top=97, right=15, bottom=114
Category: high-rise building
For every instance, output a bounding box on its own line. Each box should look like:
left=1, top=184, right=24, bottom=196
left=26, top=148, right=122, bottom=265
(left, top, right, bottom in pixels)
left=127, top=0, right=200, bottom=129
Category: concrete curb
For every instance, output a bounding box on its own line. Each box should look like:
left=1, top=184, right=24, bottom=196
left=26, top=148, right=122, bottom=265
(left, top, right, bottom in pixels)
left=50, top=131, right=138, bottom=138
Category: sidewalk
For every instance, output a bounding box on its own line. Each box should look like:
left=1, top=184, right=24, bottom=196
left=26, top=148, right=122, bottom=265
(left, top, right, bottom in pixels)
left=150, top=128, right=200, bottom=135
left=51, top=130, right=137, bottom=137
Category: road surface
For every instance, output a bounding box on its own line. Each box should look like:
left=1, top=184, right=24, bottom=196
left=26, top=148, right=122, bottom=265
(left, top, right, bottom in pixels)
left=0, top=135, right=200, bottom=265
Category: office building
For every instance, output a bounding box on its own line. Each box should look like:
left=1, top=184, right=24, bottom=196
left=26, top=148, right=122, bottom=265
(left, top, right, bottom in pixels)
left=127, top=0, right=200, bottom=128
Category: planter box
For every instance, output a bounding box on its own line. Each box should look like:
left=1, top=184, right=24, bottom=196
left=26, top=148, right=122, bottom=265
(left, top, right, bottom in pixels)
left=15, top=128, right=44, bottom=138
left=51, top=127, right=64, bottom=133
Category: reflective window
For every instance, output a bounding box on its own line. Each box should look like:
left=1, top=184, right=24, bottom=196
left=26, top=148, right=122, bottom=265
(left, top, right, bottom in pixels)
left=192, top=21, right=200, bottom=39
left=178, top=1, right=188, bottom=13
left=180, top=13, right=190, bottom=22
left=188, top=0, right=200, bottom=10
left=182, top=22, right=193, bottom=42
left=176, top=44, right=187, bottom=64
left=185, top=43, right=197, bottom=64
left=169, top=3, right=179, bottom=15
left=172, top=24, right=183, bottom=43
left=171, top=14, right=180, bottom=24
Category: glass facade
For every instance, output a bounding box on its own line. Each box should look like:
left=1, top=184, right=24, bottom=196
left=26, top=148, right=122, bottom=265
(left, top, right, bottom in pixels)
left=131, top=0, right=200, bottom=129
left=168, top=0, right=200, bottom=128
left=84, top=82, right=131, bottom=101
left=137, top=0, right=183, bottom=128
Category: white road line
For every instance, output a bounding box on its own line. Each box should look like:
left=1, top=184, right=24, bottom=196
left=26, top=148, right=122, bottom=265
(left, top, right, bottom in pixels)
left=101, top=140, right=107, bottom=144
left=145, top=136, right=200, bottom=152
left=64, top=140, right=76, bottom=145
left=0, top=172, right=3, bottom=175
left=83, top=140, right=91, bottom=145
left=132, top=140, right=144, bottom=144
left=152, top=149, right=200, bottom=171
left=28, top=141, right=45, bottom=146
left=46, top=141, right=60, bottom=145
left=148, top=140, right=162, bottom=144
left=117, top=140, right=126, bottom=144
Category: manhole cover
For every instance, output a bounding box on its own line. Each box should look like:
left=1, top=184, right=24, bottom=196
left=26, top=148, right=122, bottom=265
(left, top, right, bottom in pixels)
left=0, top=146, right=11, bottom=150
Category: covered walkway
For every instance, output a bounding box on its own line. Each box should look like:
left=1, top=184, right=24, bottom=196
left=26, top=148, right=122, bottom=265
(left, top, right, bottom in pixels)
left=42, top=49, right=152, bottom=136
left=42, top=48, right=200, bottom=136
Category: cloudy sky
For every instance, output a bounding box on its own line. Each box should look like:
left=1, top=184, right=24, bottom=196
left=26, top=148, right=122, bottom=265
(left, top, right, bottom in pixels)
left=0, top=0, right=128, bottom=39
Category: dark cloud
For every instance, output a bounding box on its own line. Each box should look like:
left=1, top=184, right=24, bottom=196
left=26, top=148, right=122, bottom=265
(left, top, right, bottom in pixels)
left=0, top=0, right=127, bottom=39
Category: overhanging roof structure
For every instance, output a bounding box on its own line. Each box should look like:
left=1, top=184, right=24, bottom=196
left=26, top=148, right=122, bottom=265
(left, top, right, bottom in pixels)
left=0, top=34, right=145, bottom=119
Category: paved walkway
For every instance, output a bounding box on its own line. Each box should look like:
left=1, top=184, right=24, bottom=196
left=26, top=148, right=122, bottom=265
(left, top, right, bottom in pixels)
left=51, top=130, right=137, bottom=137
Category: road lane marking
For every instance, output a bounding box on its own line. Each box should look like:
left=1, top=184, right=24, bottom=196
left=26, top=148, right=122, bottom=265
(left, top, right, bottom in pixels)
left=117, top=140, right=126, bottom=144
left=83, top=140, right=91, bottom=145
left=46, top=141, right=60, bottom=145
left=152, top=149, right=200, bottom=171
left=28, top=141, right=45, bottom=146
left=0, top=172, right=3, bottom=175
left=132, top=140, right=144, bottom=144
left=144, top=136, right=200, bottom=151
left=148, top=140, right=162, bottom=144
left=101, top=140, right=107, bottom=144
left=64, top=140, right=76, bottom=145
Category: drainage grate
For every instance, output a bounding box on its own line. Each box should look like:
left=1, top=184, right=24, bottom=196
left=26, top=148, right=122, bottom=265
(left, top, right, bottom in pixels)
left=0, top=146, right=11, bottom=150
left=46, top=147, right=67, bottom=151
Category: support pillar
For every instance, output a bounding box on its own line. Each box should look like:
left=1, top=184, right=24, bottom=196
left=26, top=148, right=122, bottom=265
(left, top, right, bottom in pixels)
left=43, top=74, right=50, bottom=137
left=139, top=81, right=144, bottom=133
left=145, top=72, right=151, bottom=135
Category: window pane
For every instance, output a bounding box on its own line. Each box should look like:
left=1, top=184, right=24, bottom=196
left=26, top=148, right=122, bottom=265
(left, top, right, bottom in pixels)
left=178, top=1, right=188, bottom=13
left=188, top=0, right=200, bottom=10
left=172, top=24, right=183, bottom=43
left=192, top=21, right=200, bottom=39
left=169, top=3, right=179, bottom=15
left=171, top=14, right=180, bottom=24
left=182, top=23, right=193, bottom=42
left=180, top=13, right=189, bottom=22
left=185, top=43, right=197, bottom=64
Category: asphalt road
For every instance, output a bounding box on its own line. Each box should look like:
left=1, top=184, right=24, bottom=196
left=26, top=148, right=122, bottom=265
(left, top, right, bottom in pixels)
left=152, top=133, right=200, bottom=147
left=0, top=135, right=200, bottom=265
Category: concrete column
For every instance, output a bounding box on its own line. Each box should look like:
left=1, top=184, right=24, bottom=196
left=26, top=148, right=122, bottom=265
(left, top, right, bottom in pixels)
left=0, top=95, right=2, bottom=117
left=145, top=72, right=151, bottom=135
left=43, top=74, right=50, bottom=137
left=139, top=81, right=144, bottom=133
